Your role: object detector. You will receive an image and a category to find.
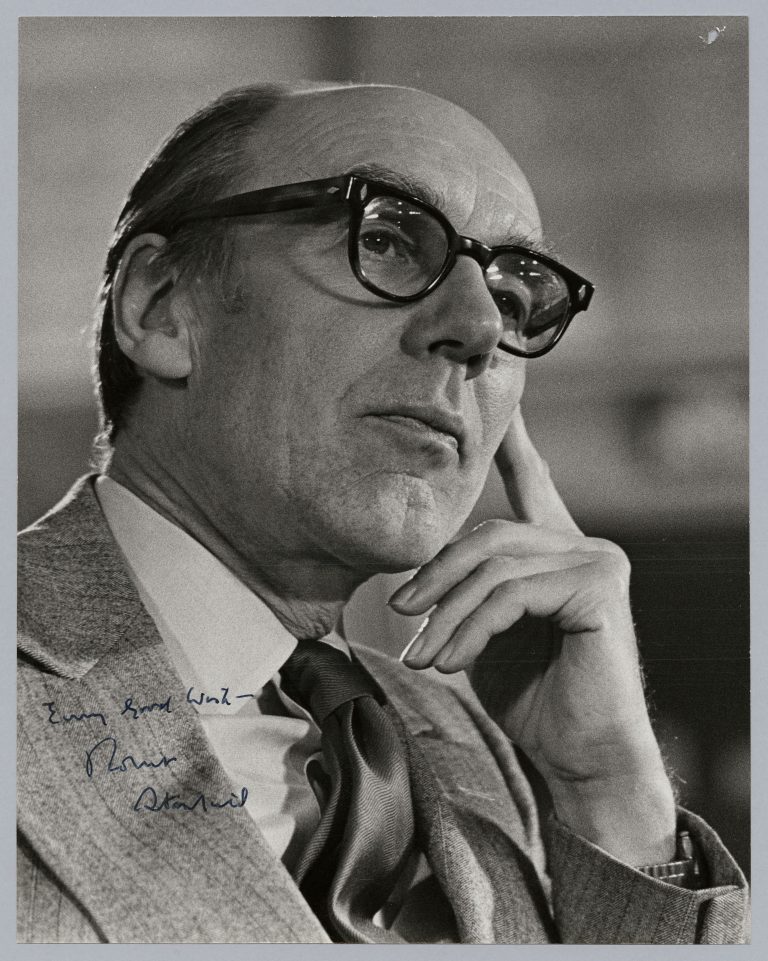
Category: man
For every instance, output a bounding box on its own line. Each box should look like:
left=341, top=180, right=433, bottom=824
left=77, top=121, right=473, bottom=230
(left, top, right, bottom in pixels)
left=17, top=82, right=748, bottom=943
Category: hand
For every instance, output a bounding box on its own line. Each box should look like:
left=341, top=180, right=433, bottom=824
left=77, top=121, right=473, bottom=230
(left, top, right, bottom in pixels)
left=389, top=407, right=677, bottom=864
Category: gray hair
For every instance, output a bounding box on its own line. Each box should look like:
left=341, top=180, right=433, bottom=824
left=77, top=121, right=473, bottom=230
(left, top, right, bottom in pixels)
left=94, top=83, right=295, bottom=450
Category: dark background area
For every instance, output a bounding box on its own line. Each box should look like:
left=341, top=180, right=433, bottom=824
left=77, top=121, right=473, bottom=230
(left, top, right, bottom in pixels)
left=19, top=17, right=749, bottom=875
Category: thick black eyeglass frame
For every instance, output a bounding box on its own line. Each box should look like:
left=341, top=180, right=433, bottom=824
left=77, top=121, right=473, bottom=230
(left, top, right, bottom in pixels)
left=172, top=174, right=595, bottom=358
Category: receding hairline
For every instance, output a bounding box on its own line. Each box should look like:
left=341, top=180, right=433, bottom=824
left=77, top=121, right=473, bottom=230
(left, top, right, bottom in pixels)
left=264, top=81, right=502, bottom=141
left=229, top=83, right=542, bottom=249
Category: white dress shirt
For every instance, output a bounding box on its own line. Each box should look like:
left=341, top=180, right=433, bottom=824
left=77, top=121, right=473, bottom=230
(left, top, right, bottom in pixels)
left=95, top=475, right=342, bottom=870
left=95, top=476, right=451, bottom=940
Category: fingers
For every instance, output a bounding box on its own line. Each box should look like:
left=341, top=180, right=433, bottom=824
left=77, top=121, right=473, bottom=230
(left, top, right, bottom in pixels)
left=389, top=518, right=614, bottom=616
left=401, top=548, right=630, bottom=674
left=400, top=552, right=592, bottom=669
left=403, top=560, right=609, bottom=674
left=495, top=406, right=581, bottom=535
left=404, top=581, right=528, bottom=673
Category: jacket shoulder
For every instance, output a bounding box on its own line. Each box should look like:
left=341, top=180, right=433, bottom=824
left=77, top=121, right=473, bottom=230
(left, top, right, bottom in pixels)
left=17, top=476, right=148, bottom=678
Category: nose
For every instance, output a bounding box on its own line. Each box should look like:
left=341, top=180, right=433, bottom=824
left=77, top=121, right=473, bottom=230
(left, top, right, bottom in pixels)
left=399, top=258, right=505, bottom=379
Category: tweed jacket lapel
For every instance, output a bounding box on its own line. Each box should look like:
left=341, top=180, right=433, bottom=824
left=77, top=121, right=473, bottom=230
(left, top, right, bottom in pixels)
left=17, top=478, right=331, bottom=943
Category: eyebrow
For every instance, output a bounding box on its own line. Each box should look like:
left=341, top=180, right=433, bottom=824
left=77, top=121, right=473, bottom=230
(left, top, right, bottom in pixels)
left=346, top=162, right=556, bottom=259
left=499, top=229, right=557, bottom=259
left=346, top=163, right=447, bottom=212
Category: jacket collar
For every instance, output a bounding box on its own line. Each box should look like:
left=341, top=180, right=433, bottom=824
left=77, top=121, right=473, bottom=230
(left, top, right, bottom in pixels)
left=18, top=475, right=151, bottom=679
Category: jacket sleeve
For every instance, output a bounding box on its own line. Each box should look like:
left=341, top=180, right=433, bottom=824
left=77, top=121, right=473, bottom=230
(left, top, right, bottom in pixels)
left=545, top=807, right=749, bottom=944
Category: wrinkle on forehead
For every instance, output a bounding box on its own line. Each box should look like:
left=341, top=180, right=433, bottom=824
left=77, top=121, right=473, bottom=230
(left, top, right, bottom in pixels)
left=240, top=84, right=542, bottom=243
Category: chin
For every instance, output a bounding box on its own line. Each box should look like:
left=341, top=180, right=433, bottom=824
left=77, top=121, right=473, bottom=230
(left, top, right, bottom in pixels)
left=353, top=531, right=449, bottom=576
left=326, top=472, right=472, bottom=575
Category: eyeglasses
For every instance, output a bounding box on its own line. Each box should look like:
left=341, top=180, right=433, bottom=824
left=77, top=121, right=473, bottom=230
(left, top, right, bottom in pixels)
left=172, top=174, right=595, bottom=358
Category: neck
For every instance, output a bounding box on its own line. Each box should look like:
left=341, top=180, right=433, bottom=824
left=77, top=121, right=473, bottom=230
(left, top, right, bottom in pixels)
left=107, top=437, right=366, bottom=641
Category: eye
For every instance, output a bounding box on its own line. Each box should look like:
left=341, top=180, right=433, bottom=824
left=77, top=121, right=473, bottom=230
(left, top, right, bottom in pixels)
left=492, top=291, right=525, bottom=321
left=359, top=225, right=415, bottom=261
left=361, top=230, right=394, bottom=256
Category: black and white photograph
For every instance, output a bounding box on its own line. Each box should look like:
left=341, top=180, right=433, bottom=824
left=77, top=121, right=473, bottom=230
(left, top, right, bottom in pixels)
left=16, top=14, right=750, bottom=944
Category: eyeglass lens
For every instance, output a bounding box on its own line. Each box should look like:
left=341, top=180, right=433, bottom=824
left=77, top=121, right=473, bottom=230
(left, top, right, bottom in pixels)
left=357, top=195, right=571, bottom=354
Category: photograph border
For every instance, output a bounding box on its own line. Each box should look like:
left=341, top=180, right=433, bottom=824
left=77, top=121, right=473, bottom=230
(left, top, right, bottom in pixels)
left=4, top=2, right=763, bottom=958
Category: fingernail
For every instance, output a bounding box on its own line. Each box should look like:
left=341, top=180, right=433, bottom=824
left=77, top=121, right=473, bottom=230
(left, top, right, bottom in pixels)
left=433, top=646, right=456, bottom=671
left=389, top=579, right=419, bottom=609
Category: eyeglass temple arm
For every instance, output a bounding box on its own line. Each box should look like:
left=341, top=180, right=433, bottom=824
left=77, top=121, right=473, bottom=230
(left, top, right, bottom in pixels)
left=173, top=176, right=350, bottom=226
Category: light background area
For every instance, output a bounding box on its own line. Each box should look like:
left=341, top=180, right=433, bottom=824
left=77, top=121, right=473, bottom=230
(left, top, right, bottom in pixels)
left=18, top=16, right=749, bottom=875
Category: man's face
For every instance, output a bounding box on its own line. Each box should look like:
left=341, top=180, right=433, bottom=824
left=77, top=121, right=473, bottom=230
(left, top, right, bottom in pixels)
left=177, top=86, right=541, bottom=575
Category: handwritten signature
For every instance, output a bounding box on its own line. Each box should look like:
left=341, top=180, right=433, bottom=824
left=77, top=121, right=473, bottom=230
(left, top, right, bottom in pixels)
left=84, top=736, right=177, bottom=778
left=133, top=785, right=249, bottom=813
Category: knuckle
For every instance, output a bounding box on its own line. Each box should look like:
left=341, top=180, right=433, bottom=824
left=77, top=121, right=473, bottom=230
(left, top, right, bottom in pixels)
left=472, top=518, right=510, bottom=540
left=586, top=536, right=624, bottom=557
left=617, top=550, right=631, bottom=580
left=458, top=610, right=487, bottom=636
left=470, top=519, right=519, bottom=556
left=488, top=582, right=523, bottom=632
left=607, top=547, right=631, bottom=579
left=492, top=579, right=521, bottom=605
left=587, top=538, right=631, bottom=569
left=423, top=542, right=457, bottom=574
left=592, top=551, right=631, bottom=596
left=478, top=554, right=511, bottom=579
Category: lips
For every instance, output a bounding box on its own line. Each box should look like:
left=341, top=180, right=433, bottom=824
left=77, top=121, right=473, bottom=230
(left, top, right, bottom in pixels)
left=365, top=405, right=466, bottom=454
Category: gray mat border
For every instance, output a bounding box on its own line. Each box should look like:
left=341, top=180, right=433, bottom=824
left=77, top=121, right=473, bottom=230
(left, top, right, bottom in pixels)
left=4, top=2, right=762, bottom=958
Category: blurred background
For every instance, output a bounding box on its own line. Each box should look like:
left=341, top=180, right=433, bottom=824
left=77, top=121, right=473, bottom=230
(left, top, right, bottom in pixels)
left=19, top=17, right=749, bottom=875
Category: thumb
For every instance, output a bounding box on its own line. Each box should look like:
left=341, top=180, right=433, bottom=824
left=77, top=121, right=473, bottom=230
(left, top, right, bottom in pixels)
left=495, top=406, right=582, bottom=535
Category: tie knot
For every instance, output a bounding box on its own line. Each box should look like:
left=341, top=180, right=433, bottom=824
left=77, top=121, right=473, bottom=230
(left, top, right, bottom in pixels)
left=279, top=639, right=385, bottom=724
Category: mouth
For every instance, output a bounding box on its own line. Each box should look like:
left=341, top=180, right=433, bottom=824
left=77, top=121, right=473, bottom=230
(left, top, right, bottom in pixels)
left=365, top=406, right=466, bottom=455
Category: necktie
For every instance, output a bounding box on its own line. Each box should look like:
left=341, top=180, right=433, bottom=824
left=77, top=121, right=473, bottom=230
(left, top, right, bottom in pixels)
left=279, top=639, right=417, bottom=943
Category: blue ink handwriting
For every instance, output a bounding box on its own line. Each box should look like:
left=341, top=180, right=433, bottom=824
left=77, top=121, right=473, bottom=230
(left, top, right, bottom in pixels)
left=187, top=686, right=230, bottom=706
left=185, top=687, right=259, bottom=706
left=85, top=736, right=177, bottom=778
left=44, top=701, right=107, bottom=728
left=120, top=695, right=172, bottom=720
left=186, top=686, right=257, bottom=706
left=133, top=785, right=249, bottom=813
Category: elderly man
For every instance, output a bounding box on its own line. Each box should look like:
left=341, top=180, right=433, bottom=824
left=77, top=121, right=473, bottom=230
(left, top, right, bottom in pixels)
left=17, top=83, right=748, bottom=944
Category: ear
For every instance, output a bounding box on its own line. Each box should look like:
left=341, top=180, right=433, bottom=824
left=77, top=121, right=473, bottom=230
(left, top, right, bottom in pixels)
left=111, top=233, right=193, bottom=379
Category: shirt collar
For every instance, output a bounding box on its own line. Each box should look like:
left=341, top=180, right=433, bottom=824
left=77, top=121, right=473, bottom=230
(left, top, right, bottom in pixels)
left=95, top=475, right=348, bottom=714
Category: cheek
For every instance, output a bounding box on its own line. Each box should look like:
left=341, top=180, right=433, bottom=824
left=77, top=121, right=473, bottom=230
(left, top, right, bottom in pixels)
left=476, top=356, right=527, bottom=451
left=183, top=301, right=295, bottom=476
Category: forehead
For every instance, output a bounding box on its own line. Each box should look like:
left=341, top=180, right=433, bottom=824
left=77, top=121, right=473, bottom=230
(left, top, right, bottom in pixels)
left=238, top=86, right=541, bottom=243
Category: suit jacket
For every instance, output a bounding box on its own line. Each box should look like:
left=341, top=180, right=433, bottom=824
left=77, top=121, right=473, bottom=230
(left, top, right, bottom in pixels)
left=17, top=478, right=749, bottom=943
